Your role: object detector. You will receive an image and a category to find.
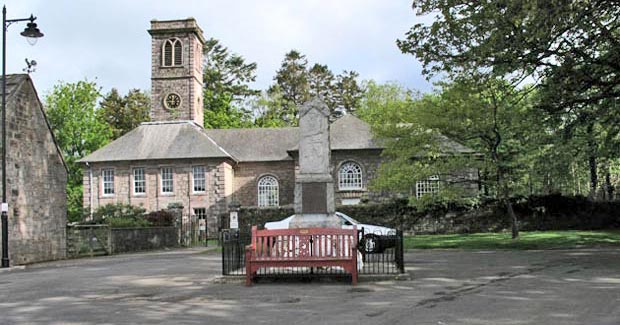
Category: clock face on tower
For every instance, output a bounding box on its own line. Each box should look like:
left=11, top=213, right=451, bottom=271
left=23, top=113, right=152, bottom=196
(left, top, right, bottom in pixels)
left=164, top=93, right=181, bottom=109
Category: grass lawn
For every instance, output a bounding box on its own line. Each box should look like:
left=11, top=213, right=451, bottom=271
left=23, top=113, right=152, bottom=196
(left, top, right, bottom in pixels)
left=405, top=230, right=620, bottom=250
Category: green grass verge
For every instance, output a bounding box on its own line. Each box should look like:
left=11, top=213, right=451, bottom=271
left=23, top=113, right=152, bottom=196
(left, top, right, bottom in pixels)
left=405, top=230, right=620, bottom=250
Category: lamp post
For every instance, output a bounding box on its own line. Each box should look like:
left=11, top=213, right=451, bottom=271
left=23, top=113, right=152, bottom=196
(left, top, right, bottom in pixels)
left=1, top=6, right=43, bottom=268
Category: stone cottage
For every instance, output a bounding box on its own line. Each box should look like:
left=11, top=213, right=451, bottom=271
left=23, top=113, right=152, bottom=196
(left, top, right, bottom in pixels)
left=79, top=18, right=475, bottom=236
left=0, top=74, right=68, bottom=265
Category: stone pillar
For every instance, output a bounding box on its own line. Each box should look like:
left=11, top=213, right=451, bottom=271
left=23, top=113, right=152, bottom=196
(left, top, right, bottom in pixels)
left=290, top=98, right=340, bottom=228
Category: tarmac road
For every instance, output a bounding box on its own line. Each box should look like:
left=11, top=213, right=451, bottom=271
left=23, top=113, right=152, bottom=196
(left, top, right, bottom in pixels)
left=1, top=247, right=619, bottom=324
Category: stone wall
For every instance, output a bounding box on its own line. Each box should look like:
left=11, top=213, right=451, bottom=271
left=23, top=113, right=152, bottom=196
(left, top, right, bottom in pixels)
left=233, top=161, right=296, bottom=207
left=109, top=227, right=178, bottom=254
left=233, top=150, right=386, bottom=208
left=66, top=225, right=178, bottom=257
left=0, top=75, right=67, bottom=265
left=330, top=149, right=384, bottom=205
left=83, top=159, right=231, bottom=237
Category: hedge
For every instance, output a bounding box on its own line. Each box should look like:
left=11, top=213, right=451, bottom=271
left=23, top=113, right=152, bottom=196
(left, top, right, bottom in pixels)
left=229, top=195, right=620, bottom=234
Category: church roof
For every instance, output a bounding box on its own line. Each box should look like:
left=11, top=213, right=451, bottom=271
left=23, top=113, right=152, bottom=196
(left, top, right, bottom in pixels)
left=204, top=127, right=299, bottom=162
left=81, top=113, right=475, bottom=164
left=287, top=114, right=383, bottom=152
left=79, top=121, right=233, bottom=163
left=330, top=114, right=382, bottom=150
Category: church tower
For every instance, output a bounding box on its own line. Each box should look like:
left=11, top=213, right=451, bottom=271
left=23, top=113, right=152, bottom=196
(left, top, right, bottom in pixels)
left=148, top=18, right=205, bottom=127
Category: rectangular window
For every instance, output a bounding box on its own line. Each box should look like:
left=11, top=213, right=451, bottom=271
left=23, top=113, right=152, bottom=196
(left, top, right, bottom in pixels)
left=133, top=168, right=145, bottom=194
left=102, top=169, right=114, bottom=195
left=416, top=175, right=440, bottom=199
left=192, top=166, right=206, bottom=193
left=161, top=167, right=174, bottom=194
left=194, top=208, right=206, bottom=219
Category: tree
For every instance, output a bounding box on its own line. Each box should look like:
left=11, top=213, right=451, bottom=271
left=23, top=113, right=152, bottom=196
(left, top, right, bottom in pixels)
left=203, top=37, right=259, bottom=128
left=360, top=78, right=535, bottom=238
left=333, top=70, right=364, bottom=115
left=260, top=50, right=365, bottom=125
left=398, top=1, right=619, bottom=100
left=98, top=88, right=150, bottom=139
left=266, top=50, right=310, bottom=125
left=45, top=80, right=112, bottom=222
left=308, top=63, right=336, bottom=109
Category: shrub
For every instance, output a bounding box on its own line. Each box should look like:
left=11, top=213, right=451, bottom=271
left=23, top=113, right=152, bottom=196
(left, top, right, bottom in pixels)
left=106, top=216, right=151, bottom=228
left=145, top=210, right=175, bottom=227
left=92, top=203, right=146, bottom=221
left=90, top=203, right=151, bottom=228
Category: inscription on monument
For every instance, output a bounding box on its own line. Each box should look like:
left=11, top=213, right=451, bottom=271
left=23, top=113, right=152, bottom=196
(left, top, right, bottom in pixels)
left=301, top=183, right=327, bottom=214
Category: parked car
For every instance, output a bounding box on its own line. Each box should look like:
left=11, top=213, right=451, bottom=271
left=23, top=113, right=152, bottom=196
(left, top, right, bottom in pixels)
left=264, top=212, right=397, bottom=253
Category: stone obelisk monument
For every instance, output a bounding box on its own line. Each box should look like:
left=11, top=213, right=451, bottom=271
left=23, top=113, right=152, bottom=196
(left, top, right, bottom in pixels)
left=289, top=98, right=340, bottom=228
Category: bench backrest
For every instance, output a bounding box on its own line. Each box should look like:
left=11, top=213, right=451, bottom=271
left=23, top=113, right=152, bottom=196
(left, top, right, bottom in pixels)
left=250, top=226, right=358, bottom=260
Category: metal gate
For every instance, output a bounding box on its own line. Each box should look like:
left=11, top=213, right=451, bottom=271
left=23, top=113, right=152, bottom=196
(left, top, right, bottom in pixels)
left=177, top=215, right=209, bottom=247
left=221, top=229, right=250, bottom=275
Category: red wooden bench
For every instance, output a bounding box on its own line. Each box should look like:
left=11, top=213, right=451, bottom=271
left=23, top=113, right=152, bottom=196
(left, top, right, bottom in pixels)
left=245, top=226, right=358, bottom=286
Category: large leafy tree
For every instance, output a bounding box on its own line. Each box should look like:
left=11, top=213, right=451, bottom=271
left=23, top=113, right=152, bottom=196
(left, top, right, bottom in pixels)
left=203, top=38, right=259, bottom=128
left=397, top=0, right=620, bottom=199
left=360, top=78, right=537, bottom=238
left=98, top=88, right=150, bottom=139
left=398, top=0, right=620, bottom=104
left=45, top=80, right=112, bottom=222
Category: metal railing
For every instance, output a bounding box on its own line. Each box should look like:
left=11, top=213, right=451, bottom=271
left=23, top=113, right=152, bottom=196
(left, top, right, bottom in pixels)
left=221, top=228, right=405, bottom=276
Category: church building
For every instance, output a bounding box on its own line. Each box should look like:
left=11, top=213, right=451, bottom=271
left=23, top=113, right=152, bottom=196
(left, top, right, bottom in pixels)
left=79, top=18, right=474, bottom=235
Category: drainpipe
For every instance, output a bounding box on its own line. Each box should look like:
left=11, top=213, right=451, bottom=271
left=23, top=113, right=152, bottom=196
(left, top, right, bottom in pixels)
left=86, top=162, right=93, bottom=219
left=187, top=166, right=191, bottom=217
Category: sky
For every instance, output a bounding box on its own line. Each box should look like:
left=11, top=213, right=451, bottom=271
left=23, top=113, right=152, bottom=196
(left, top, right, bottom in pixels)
left=3, top=0, right=433, bottom=98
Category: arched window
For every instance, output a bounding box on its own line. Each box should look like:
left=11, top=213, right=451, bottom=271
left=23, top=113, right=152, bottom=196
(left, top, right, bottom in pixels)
left=258, top=176, right=279, bottom=207
left=338, top=162, right=363, bottom=190
left=162, top=38, right=182, bottom=67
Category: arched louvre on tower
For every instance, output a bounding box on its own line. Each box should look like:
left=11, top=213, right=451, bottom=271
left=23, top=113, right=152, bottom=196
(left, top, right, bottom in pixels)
left=162, top=38, right=182, bottom=67
left=174, top=40, right=182, bottom=65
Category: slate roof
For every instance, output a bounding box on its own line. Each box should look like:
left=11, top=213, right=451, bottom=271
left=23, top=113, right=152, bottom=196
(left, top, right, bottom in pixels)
left=79, top=121, right=233, bottom=163
left=437, top=134, right=476, bottom=154
left=204, top=127, right=299, bottom=162
left=80, top=113, right=475, bottom=163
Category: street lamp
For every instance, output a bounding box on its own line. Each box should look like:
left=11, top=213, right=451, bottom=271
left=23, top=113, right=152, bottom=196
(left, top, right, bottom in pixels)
left=2, top=6, right=44, bottom=268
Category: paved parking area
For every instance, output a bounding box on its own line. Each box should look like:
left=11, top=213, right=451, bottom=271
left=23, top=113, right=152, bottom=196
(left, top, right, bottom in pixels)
left=1, top=247, right=619, bottom=324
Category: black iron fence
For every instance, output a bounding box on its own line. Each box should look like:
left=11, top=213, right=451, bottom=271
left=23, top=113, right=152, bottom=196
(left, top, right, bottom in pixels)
left=221, top=229, right=250, bottom=275
left=221, top=228, right=405, bottom=276
left=177, top=215, right=212, bottom=247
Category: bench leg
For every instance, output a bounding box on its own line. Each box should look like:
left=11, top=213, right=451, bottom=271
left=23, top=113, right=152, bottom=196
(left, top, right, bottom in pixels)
left=245, top=251, right=253, bottom=287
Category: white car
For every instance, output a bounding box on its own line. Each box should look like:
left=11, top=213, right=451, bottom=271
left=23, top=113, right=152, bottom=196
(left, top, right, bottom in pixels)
left=264, top=212, right=397, bottom=253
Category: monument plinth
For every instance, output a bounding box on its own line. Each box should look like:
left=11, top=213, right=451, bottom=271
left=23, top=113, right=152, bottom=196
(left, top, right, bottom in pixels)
left=289, top=98, right=340, bottom=228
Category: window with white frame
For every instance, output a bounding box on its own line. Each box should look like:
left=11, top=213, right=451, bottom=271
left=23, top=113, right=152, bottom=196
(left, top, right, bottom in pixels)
left=193, top=166, right=206, bottom=193
left=416, top=175, right=440, bottom=199
left=102, top=169, right=114, bottom=195
left=338, top=162, right=363, bottom=190
left=194, top=208, right=206, bottom=219
left=257, top=175, right=279, bottom=207
left=162, top=38, right=182, bottom=67
left=161, top=167, right=174, bottom=194
left=133, top=168, right=145, bottom=194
